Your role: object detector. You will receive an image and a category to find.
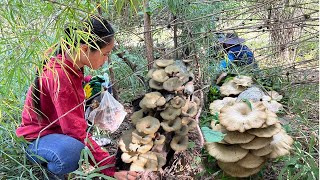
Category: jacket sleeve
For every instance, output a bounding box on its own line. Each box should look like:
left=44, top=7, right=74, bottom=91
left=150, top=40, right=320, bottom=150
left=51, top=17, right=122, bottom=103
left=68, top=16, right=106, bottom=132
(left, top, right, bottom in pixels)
left=49, top=70, right=116, bottom=176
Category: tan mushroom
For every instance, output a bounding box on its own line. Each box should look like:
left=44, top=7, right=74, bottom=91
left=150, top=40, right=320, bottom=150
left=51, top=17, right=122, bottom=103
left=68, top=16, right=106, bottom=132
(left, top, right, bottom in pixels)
left=247, top=123, right=281, bottom=138
left=182, top=117, right=197, bottom=130
left=220, top=80, right=246, bottom=96
left=132, top=130, right=154, bottom=144
left=152, top=69, right=169, bottom=82
left=219, top=101, right=267, bottom=132
left=147, top=68, right=156, bottom=79
left=236, top=153, right=265, bottom=169
left=206, top=143, right=249, bottom=162
left=130, top=109, right=144, bottom=125
left=149, top=79, right=164, bottom=90
left=170, top=135, right=189, bottom=152
left=160, top=106, right=181, bottom=121
left=163, top=77, right=184, bottom=92
left=250, top=146, right=273, bottom=157
left=170, top=96, right=186, bottom=108
left=165, top=64, right=181, bottom=75
left=155, top=59, right=174, bottom=67
left=266, top=90, right=283, bottom=101
left=263, top=110, right=279, bottom=127
left=181, top=101, right=198, bottom=117
left=217, top=161, right=264, bottom=178
left=262, top=100, right=283, bottom=113
left=240, top=137, right=272, bottom=150
left=233, top=75, right=253, bottom=87
left=192, top=96, right=201, bottom=107
left=211, top=123, right=255, bottom=144
left=155, top=153, right=166, bottom=170
left=121, top=152, right=138, bottom=163
left=209, top=97, right=236, bottom=115
left=154, top=134, right=166, bottom=145
left=139, top=92, right=166, bottom=109
left=268, top=129, right=294, bottom=159
left=130, top=152, right=158, bottom=171
left=136, top=116, right=160, bottom=135
left=119, top=129, right=134, bottom=152
left=175, top=124, right=189, bottom=136
left=161, top=118, right=182, bottom=132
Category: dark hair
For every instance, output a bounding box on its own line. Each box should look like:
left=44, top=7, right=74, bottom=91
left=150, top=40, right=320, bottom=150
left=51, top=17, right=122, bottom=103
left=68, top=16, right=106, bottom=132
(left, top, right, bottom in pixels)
left=32, top=16, right=114, bottom=120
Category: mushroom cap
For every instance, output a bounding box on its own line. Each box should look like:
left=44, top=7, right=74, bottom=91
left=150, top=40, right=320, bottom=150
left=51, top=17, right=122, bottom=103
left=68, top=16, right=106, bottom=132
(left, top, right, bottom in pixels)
left=170, top=135, right=189, bottom=152
left=161, top=117, right=182, bottom=132
left=136, top=116, right=160, bottom=135
left=155, top=59, right=175, bottom=67
left=247, top=123, right=282, bottom=138
left=165, top=64, right=181, bottom=75
left=250, top=145, right=273, bottom=157
left=267, top=90, right=283, bottom=101
left=211, top=123, right=255, bottom=144
left=119, top=129, right=134, bottom=152
left=184, top=81, right=194, bottom=95
left=262, top=100, right=283, bottom=113
left=181, top=101, right=198, bottom=117
left=192, top=96, right=201, bottom=107
left=240, top=137, right=272, bottom=150
left=132, top=130, right=154, bottom=144
left=154, top=134, right=166, bottom=145
left=233, top=75, right=253, bottom=87
left=160, top=106, right=181, bottom=121
left=130, top=109, right=145, bottom=125
left=264, top=110, right=279, bottom=127
left=220, top=80, right=246, bottom=96
left=217, top=161, right=264, bottom=178
left=155, top=153, right=166, bottom=170
left=130, top=151, right=158, bottom=171
left=219, top=102, right=267, bottom=132
left=236, top=153, right=265, bottom=169
left=152, top=69, right=170, bottom=82
left=170, top=96, right=186, bottom=108
left=121, top=152, right=138, bottom=163
left=206, top=142, right=249, bottom=162
left=139, top=92, right=166, bottom=109
left=209, top=97, right=236, bottom=115
left=147, top=68, right=156, bottom=79
left=163, top=77, right=184, bottom=91
left=268, top=129, right=294, bottom=158
left=175, top=124, right=189, bottom=136
left=137, top=141, right=154, bottom=153
left=182, top=117, right=197, bottom=130
left=149, top=79, right=164, bottom=90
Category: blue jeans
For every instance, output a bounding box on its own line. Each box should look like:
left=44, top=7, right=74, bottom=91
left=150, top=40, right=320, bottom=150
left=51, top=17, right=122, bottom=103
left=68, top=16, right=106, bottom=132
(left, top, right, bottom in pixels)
left=26, top=134, right=85, bottom=179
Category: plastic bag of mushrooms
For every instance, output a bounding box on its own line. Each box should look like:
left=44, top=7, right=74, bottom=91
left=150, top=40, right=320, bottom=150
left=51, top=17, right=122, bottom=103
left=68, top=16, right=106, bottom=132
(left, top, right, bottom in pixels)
left=117, top=59, right=201, bottom=171
left=207, top=75, right=294, bottom=178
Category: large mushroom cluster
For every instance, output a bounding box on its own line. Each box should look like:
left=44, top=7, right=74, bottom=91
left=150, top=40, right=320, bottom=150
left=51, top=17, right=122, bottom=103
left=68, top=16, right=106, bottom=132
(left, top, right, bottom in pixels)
left=207, top=75, right=293, bottom=177
left=118, top=59, right=200, bottom=171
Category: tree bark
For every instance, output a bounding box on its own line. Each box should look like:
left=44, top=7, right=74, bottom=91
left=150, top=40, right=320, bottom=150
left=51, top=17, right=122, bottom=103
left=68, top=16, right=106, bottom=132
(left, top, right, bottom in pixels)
left=143, top=0, right=154, bottom=69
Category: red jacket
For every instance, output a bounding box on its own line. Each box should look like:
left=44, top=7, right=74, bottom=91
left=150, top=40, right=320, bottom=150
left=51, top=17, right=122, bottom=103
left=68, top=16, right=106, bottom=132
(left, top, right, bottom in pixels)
left=16, top=54, right=115, bottom=176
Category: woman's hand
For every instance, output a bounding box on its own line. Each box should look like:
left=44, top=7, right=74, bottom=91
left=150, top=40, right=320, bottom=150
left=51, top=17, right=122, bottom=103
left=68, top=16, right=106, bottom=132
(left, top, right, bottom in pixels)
left=114, top=171, right=138, bottom=180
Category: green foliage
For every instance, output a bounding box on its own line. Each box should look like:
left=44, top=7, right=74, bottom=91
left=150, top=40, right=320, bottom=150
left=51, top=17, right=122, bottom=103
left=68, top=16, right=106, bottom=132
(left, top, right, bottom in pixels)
left=207, top=85, right=221, bottom=103
left=201, top=127, right=225, bottom=143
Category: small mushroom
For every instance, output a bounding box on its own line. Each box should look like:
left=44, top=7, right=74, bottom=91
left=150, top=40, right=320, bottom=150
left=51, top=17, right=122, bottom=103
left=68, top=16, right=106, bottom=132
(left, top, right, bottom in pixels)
left=132, top=130, right=154, bottom=144
left=175, top=124, right=189, bottom=136
left=262, top=100, right=283, bottom=113
left=240, top=137, right=273, bottom=150
left=206, top=142, right=249, bottom=162
left=250, top=145, right=273, bottom=157
left=268, top=129, right=294, bottom=158
left=192, top=96, right=201, bottom=106
left=163, top=77, right=184, bottom=92
left=130, top=151, right=158, bottom=171
left=247, top=123, right=281, bottom=138
left=149, top=79, right=164, bottom=90
left=160, top=106, right=181, bottom=121
left=236, top=153, right=265, bottom=169
left=136, top=116, right=160, bottom=135
left=155, top=153, right=166, bottom=170
left=184, top=81, right=194, bottom=95
left=121, top=152, right=138, bottom=163
left=139, top=92, right=166, bottom=109
left=220, top=80, right=246, bottom=96
left=155, top=59, right=175, bottom=67
left=152, top=69, right=169, bottom=82
left=130, top=109, right=144, bottom=124
left=266, top=90, right=283, bottom=101
left=170, top=96, right=186, bottom=108
left=119, top=130, right=134, bottom=152
left=161, top=118, right=182, bottom=132
left=170, top=135, right=189, bottom=152
left=147, top=69, right=156, bottom=79
left=165, top=64, right=181, bottom=75
left=181, top=101, right=198, bottom=117
left=263, top=110, right=279, bottom=127
left=233, top=75, right=253, bottom=87
left=181, top=117, right=197, bottom=130
left=154, top=134, right=166, bottom=145
left=219, top=102, right=267, bottom=132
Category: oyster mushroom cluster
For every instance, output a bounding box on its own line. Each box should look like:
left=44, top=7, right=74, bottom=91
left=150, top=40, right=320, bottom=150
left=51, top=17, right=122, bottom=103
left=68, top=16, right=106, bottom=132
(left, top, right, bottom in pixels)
left=119, top=59, right=200, bottom=171
left=207, top=75, right=293, bottom=177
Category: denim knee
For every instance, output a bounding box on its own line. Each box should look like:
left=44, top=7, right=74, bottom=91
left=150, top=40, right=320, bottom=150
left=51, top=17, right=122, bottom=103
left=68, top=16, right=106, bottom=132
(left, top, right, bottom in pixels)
left=27, top=134, right=85, bottom=175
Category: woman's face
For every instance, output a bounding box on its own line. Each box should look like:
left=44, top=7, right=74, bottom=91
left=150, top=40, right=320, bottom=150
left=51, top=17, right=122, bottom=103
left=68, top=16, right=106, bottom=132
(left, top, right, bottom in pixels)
left=82, top=38, right=115, bottom=70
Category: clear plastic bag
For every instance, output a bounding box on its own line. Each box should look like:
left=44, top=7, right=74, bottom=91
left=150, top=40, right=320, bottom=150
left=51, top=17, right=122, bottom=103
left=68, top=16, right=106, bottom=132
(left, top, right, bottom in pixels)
left=87, top=91, right=127, bottom=132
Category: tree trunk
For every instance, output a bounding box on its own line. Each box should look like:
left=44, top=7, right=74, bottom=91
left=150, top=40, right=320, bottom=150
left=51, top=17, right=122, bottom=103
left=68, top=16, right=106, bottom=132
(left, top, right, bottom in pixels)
left=143, top=0, right=154, bottom=69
